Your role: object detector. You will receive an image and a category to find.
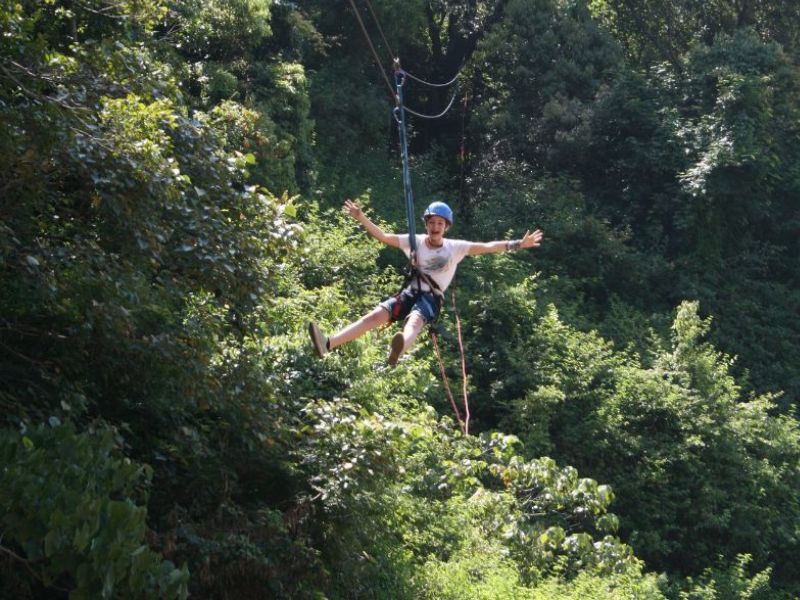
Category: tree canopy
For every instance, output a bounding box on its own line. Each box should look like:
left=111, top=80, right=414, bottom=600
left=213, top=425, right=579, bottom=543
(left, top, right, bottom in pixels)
left=2, top=0, right=799, bottom=598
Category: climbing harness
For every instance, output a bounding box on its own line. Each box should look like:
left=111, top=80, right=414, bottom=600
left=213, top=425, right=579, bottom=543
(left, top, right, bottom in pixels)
left=347, top=0, right=470, bottom=435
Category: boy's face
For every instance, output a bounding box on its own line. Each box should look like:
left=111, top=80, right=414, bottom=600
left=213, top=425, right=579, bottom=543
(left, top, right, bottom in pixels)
left=424, top=216, right=449, bottom=242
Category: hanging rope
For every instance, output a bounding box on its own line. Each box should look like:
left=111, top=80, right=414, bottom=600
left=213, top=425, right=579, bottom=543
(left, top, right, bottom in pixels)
left=393, top=62, right=469, bottom=434
left=431, top=329, right=465, bottom=434
left=400, top=61, right=462, bottom=118
left=451, top=289, right=470, bottom=435
left=346, top=0, right=462, bottom=117
left=402, top=92, right=459, bottom=120
left=396, top=64, right=461, bottom=119
left=402, top=68, right=461, bottom=88
left=430, top=289, right=470, bottom=436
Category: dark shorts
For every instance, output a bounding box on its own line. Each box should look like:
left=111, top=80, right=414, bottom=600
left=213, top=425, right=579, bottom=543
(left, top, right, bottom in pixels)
left=380, top=289, right=440, bottom=324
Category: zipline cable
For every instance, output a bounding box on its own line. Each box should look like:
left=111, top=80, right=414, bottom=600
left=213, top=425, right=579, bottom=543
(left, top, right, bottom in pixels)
left=363, top=0, right=396, bottom=63
left=346, top=0, right=461, bottom=116
left=346, top=0, right=397, bottom=103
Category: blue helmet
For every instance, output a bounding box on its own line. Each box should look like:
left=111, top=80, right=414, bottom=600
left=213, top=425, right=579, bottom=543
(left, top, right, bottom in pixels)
left=422, top=201, right=453, bottom=225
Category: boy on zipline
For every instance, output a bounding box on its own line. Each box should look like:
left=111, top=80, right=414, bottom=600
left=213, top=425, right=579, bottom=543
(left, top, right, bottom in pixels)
left=308, top=199, right=543, bottom=365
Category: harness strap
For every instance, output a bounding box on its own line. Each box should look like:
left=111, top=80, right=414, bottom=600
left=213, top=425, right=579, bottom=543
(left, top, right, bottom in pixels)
left=401, top=266, right=443, bottom=297
left=397, top=266, right=444, bottom=320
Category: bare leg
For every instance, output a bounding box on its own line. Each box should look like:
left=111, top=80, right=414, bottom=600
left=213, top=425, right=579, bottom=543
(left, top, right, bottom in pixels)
left=387, top=311, right=427, bottom=365
left=328, top=306, right=390, bottom=350
left=398, top=312, right=427, bottom=355
left=403, top=310, right=425, bottom=352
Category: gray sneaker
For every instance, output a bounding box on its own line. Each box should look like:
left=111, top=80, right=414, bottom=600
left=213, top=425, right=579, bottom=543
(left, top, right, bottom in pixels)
left=387, top=331, right=404, bottom=366
left=308, top=322, right=328, bottom=359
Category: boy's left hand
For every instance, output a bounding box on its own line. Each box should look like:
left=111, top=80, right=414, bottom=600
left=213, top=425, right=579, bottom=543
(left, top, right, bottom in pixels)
left=520, top=229, right=544, bottom=249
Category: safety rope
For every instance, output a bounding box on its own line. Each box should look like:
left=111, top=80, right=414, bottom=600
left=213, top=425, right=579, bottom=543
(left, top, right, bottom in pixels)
left=394, top=62, right=469, bottom=433
left=402, top=92, right=459, bottom=120
left=402, top=68, right=461, bottom=88
left=430, top=330, right=464, bottom=434
left=452, top=289, right=470, bottom=435
left=430, top=289, right=470, bottom=436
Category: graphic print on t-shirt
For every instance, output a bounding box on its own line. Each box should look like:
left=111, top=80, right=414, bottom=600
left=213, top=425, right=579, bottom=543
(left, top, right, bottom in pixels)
left=423, top=254, right=449, bottom=272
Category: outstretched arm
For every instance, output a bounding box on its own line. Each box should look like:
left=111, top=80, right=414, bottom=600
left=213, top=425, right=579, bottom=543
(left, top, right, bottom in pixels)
left=343, top=199, right=401, bottom=248
left=467, top=229, right=544, bottom=256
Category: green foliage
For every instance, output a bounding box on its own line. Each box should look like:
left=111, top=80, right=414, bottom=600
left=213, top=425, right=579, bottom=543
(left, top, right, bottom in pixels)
left=168, top=0, right=316, bottom=194
left=293, top=394, right=646, bottom=598
left=529, top=570, right=666, bottom=600
left=589, top=0, right=800, bottom=67
left=678, top=555, right=772, bottom=600
left=170, top=0, right=273, bottom=61
left=502, top=301, right=800, bottom=587
left=471, top=0, right=621, bottom=168
left=4, top=0, right=800, bottom=597
left=416, top=544, right=534, bottom=600
left=0, top=422, right=188, bottom=599
left=466, top=7, right=800, bottom=405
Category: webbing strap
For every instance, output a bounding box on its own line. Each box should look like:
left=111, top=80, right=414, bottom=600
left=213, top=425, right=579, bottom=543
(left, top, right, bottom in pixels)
left=393, top=61, right=417, bottom=257
left=402, top=267, right=443, bottom=298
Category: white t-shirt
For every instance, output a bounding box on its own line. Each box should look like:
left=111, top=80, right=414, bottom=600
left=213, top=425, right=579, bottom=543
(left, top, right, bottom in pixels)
left=398, top=235, right=472, bottom=292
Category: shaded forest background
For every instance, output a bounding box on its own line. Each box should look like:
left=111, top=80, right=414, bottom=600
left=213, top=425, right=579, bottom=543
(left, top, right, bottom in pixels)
left=2, top=0, right=800, bottom=598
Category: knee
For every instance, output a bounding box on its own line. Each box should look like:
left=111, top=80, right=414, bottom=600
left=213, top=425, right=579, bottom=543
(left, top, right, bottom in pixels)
left=365, top=308, right=389, bottom=327
left=406, top=312, right=426, bottom=333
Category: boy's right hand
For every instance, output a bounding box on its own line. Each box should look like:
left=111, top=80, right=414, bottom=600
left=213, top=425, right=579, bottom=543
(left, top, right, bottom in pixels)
left=343, top=199, right=363, bottom=220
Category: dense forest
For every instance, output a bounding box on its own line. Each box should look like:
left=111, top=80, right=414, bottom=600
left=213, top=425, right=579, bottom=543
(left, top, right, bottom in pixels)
left=2, top=0, right=800, bottom=598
